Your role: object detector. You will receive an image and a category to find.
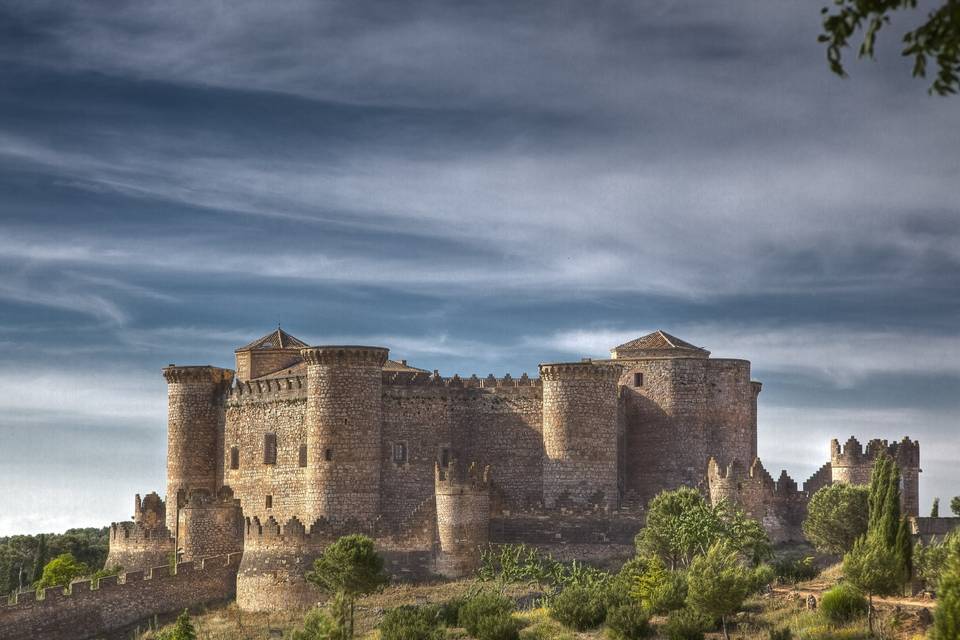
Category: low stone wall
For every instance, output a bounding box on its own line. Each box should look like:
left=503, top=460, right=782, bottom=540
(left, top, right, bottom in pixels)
left=490, top=510, right=644, bottom=546
left=911, top=516, right=960, bottom=544
left=0, top=554, right=240, bottom=640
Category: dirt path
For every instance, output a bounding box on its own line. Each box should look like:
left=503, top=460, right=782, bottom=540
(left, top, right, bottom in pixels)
left=772, top=585, right=935, bottom=611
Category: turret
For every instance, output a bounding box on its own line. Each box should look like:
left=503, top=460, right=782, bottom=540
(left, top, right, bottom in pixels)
left=539, top=361, right=620, bottom=510
left=301, top=346, right=389, bottom=525
left=177, top=487, right=244, bottom=562
left=162, top=365, right=234, bottom=531
left=830, top=435, right=921, bottom=517
left=435, top=460, right=491, bottom=578
left=237, top=516, right=326, bottom=611
left=105, top=493, right=174, bottom=572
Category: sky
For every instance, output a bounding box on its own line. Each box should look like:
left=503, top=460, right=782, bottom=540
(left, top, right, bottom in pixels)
left=0, top=1, right=957, bottom=536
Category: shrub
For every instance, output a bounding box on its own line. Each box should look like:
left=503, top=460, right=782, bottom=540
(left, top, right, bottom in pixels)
left=549, top=584, right=609, bottom=630
left=630, top=556, right=687, bottom=614
left=605, top=603, right=654, bottom=640
left=290, top=607, right=341, bottom=640
left=768, top=628, right=792, bottom=640
left=820, top=583, right=868, bottom=625
left=473, top=613, right=522, bottom=640
left=749, top=563, right=776, bottom=594
left=379, top=605, right=444, bottom=640
left=772, top=556, right=819, bottom=584
left=434, top=597, right=466, bottom=626
left=459, top=591, right=516, bottom=637
left=518, top=608, right=576, bottom=640
left=662, top=608, right=713, bottom=640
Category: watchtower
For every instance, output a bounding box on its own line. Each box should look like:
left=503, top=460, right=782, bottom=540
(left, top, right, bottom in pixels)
left=830, top=436, right=921, bottom=517
left=435, top=460, right=491, bottom=578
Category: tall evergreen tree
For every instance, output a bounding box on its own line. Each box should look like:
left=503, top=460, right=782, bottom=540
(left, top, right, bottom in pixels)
left=30, top=535, right=48, bottom=584
left=931, top=497, right=941, bottom=517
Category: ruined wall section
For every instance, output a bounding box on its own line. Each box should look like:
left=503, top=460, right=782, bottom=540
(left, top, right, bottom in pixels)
left=614, top=357, right=756, bottom=509
left=435, top=460, right=491, bottom=578
left=0, top=555, right=239, bottom=640
left=707, top=457, right=807, bottom=543
left=106, top=492, right=174, bottom=572
left=222, top=376, right=308, bottom=523
left=163, top=365, right=234, bottom=531
left=541, top=362, right=620, bottom=510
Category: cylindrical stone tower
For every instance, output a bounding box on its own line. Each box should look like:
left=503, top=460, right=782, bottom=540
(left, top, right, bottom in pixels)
left=162, top=365, right=234, bottom=531
left=301, top=346, right=389, bottom=525
left=539, top=361, right=621, bottom=510
left=435, top=460, right=491, bottom=578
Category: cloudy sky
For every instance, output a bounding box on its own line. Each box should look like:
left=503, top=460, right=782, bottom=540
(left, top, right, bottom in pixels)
left=0, top=1, right=957, bottom=535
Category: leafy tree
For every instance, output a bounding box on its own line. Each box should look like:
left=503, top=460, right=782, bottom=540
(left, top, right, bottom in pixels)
left=843, top=534, right=902, bottom=634
left=932, top=497, right=941, bottom=517
left=802, top=483, right=869, bottom=555
left=932, top=551, right=960, bottom=639
left=915, top=531, right=960, bottom=590
left=630, top=556, right=687, bottom=614
left=686, top=542, right=752, bottom=640
left=952, top=496, right=960, bottom=517
left=306, top=535, right=389, bottom=638
left=819, top=0, right=960, bottom=95
left=638, top=488, right=771, bottom=569
left=34, top=553, right=89, bottom=590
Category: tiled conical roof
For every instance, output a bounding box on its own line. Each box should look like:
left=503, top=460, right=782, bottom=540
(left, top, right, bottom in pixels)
left=610, top=330, right=709, bottom=358
left=236, top=328, right=309, bottom=352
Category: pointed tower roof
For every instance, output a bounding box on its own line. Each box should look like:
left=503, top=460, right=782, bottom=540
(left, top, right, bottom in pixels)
left=235, top=328, right=309, bottom=353
left=609, top=330, right=709, bottom=359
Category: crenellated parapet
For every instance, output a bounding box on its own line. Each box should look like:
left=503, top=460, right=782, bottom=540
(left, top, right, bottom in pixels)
left=300, top=345, right=389, bottom=367
left=177, top=487, right=243, bottom=562
left=540, top=361, right=622, bottom=382
left=706, top=457, right=807, bottom=543
left=225, top=375, right=307, bottom=402
left=382, top=370, right=542, bottom=389
left=106, top=493, right=174, bottom=573
left=830, top=435, right=921, bottom=516
left=162, top=365, right=234, bottom=386
left=435, top=460, right=492, bottom=578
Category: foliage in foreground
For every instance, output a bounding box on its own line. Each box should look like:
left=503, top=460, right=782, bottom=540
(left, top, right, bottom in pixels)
left=686, top=542, right=751, bottom=640
left=549, top=583, right=609, bottom=631
left=662, top=607, right=713, bottom=640
left=379, top=605, right=444, bottom=640
left=932, top=544, right=960, bottom=640
left=458, top=591, right=519, bottom=640
left=820, top=583, right=868, bottom=625
left=637, top=487, right=771, bottom=569
left=803, top=483, right=869, bottom=556
left=155, top=610, right=197, bottom=640
left=819, top=0, right=960, bottom=95
left=605, top=602, right=654, bottom=640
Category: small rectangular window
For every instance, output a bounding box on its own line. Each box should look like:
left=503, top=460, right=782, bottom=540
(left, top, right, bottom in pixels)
left=299, top=444, right=308, bottom=468
left=440, top=447, right=450, bottom=468
left=633, top=372, right=644, bottom=387
left=230, top=446, right=240, bottom=470
left=264, top=433, right=277, bottom=465
left=393, top=442, right=408, bottom=464
left=324, top=448, right=333, bottom=461
left=265, top=495, right=273, bottom=509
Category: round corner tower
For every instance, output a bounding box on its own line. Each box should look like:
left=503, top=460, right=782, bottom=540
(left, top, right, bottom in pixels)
left=162, top=365, right=234, bottom=531
left=435, top=460, right=491, bottom=578
left=237, top=516, right=323, bottom=611
left=830, top=436, right=921, bottom=518
left=301, top=345, right=389, bottom=525
left=539, top=361, right=620, bottom=510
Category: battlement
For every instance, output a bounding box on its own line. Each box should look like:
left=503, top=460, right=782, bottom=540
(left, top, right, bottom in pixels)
left=300, top=345, right=390, bottom=367
left=830, top=435, right=920, bottom=468
left=707, top=457, right=775, bottom=489
left=803, top=461, right=833, bottom=495
left=225, top=375, right=307, bottom=401
left=162, top=365, right=234, bottom=385
left=539, top=361, right=622, bottom=381
left=435, top=459, right=492, bottom=494
left=382, top=370, right=541, bottom=388
left=243, top=515, right=374, bottom=548
left=134, top=492, right=166, bottom=528
left=109, top=520, right=173, bottom=545
left=0, top=554, right=240, bottom=640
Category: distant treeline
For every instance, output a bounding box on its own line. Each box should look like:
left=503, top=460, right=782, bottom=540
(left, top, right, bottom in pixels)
left=0, top=528, right=109, bottom=596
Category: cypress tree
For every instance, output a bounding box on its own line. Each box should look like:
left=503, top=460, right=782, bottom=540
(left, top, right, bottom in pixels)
left=867, top=455, right=891, bottom=533
left=932, top=497, right=941, bottom=518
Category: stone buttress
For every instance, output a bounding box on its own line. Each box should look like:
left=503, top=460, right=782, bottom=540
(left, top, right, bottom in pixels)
left=434, top=459, right=491, bottom=578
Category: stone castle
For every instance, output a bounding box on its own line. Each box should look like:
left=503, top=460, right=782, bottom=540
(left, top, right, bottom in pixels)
left=0, top=329, right=924, bottom=639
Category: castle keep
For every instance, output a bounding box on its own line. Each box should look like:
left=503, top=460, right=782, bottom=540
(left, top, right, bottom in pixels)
left=1, top=329, right=923, bottom=639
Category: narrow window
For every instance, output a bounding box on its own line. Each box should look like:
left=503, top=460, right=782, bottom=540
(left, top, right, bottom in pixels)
left=440, top=447, right=450, bottom=468
left=393, top=442, right=408, bottom=464
left=263, top=433, right=277, bottom=465
left=633, top=372, right=644, bottom=387
left=324, top=448, right=333, bottom=461
left=230, top=447, right=240, bottom=470
left=265, top=495, right=273, bottom=509
left=299, top=444, right=308, bottom=468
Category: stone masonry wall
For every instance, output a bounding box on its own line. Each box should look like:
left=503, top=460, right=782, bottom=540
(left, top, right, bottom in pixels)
left=435, top=461, right=491, bottom=578
left=0, top=554, right=239, bottom=640
left=541, top=363, right=620, bottom=510
left=163, top=366, right=234, bottom=531
left=178, top=489, right=244, bottom=562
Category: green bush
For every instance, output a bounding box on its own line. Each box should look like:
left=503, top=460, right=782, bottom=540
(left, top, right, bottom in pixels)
left=662, top=608, right=713, bottom=640
left=549, top=584, right=609, bottom=630
left=820, top=583, right=868, bottom=625
left=605, top=603, right=654, bottom=640
left=434, top=597, right=465, bottom=626
left=768, top=628, right=792, bottom=640
left=379, top=605, right=444, bottom=640
left=289, top=607, right=341, bottom=640
left=749, top=563, right=776, bottom=594
left=773, top=556, right=819, bottom=584
left=459, top=591, right=516, bottom=637
left=473, top=613, right=521, bottom=640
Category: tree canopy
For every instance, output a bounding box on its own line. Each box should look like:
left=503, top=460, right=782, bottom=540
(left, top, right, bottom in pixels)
left=686, top=542, right=752, bottom=640
left=820, top=0, right=960, bottom=95
left=34, top=553, right=89, bottom=591
left=803, top=483, right=869, bottom=555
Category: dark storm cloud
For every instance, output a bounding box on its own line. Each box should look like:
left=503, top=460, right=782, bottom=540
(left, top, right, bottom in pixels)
left=0, top=0, right=957, bottom=533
